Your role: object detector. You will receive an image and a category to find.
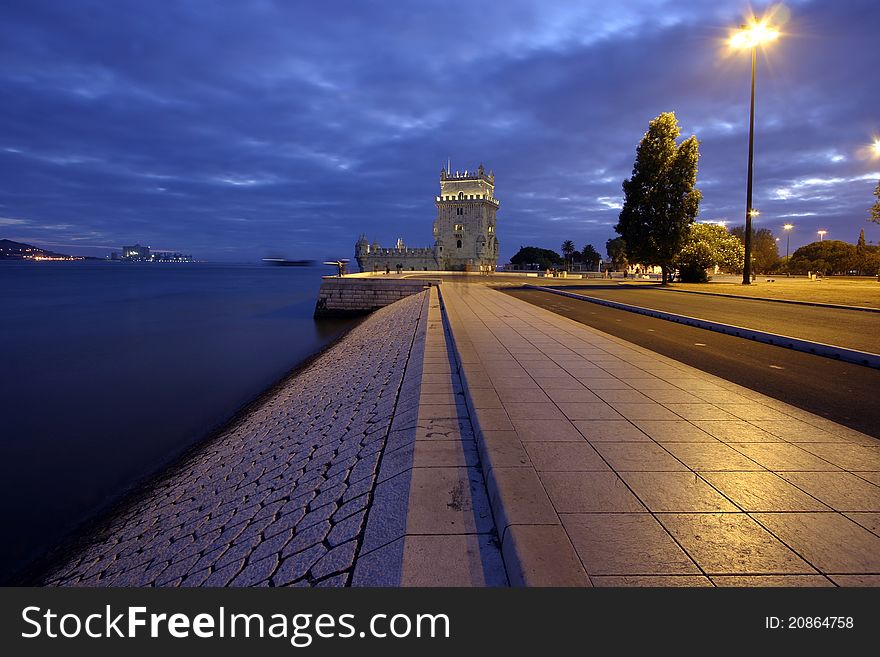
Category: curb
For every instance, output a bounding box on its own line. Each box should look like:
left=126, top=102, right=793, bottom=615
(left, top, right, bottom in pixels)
left=526, top=285, right=880, bottom=370
left=436, top=285, right=591, bottom=587
left=352, top=289, right=431, bottom=586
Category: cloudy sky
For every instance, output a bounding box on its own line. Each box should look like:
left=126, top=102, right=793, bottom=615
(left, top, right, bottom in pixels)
left=1, top=0, right=878, bottom=261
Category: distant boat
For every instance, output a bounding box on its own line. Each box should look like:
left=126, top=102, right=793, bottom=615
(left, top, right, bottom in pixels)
left=261, top=258, right=315, bottom=267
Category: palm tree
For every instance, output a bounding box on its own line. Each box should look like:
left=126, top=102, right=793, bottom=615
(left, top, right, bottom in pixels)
left=561, top=240, right=575, bottom=270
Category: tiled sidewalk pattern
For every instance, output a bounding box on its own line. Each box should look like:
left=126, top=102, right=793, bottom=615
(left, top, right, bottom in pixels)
left=441, top=282, right=880, bottom=587
left=353, top=288, right=506, bottom=585
left=44, top=292, right=428, bottom=587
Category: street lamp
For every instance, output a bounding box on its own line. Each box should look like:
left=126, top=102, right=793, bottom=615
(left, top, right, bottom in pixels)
left=873, top=139, right=880, bottom=157
left=818, top=230, right=827, bottom=241
left=729, top=16, right=780, bottom=285
left=782, top=223, right=793, bottom=274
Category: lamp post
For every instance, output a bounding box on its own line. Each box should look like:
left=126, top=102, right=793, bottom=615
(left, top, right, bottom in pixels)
left=783, top=223, right=793, bottom=275
left=818, top=230, right=827, bottom=241
left=729, top=17, right=780, bottom=285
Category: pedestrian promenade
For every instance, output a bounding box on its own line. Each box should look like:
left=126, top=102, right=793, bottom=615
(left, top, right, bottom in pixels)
left=439, top=281, right=880, bottom=586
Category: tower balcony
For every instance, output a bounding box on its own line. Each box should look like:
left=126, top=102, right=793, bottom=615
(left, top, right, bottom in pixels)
left=435, top=195, right=500, bottom=207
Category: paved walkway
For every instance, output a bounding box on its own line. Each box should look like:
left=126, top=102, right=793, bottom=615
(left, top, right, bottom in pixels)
left=440, top=282, right=880, bottom=586
left=353, top=287, right=505, bottom=585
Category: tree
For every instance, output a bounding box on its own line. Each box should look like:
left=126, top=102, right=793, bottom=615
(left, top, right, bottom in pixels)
left=561, top=240, right=575, bottom=269
left=581, top=244, right=601, bottom=269
left=854, top=229, right=880, bottom=276
left=731, top=226, right=779, bottom=273
left=788, top=241, right=858, bottom=275
left=674, top=223, right=744, bottom=283
left=510, top=246, right=564, bottom=270
left=615, top=112, right=702, bottom=284
left=606, top=237, right=627, bottom=271
left=856, top=228, right=868, bottom=275
left=870, top=180, right=880, bottom=224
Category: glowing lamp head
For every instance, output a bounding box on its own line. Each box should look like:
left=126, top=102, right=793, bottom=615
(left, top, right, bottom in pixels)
left=783, top=223, right=794, bottom=231
left=729, top=18, right=780, bottom=50
left=872, top=139, right=880, bottom=157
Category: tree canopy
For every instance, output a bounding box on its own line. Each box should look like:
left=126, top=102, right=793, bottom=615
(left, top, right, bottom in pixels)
left=870, top=180, right=880, bottom=224
left=788, top=240, right=859, bottom=275
left=560, top=240, right=575, bottom=268
left=606, top=237, right=627, bottom=270
left=731, top=226, right=779, bottom=273
left=581, top=244, right=601, bottom=268
left=510, top=246, right=563, bottom=269
left=615, top=112, right=702, bottom=284
left=674, top=223, right=744, bottom=282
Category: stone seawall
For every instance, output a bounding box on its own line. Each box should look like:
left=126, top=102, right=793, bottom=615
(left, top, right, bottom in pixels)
left=42, top=291, right=429, bottom=587
left=314, top=277, right=438, bottom=317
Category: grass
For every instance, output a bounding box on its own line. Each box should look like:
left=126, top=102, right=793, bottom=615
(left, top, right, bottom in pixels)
left=659, top=276, right=880, bottom=309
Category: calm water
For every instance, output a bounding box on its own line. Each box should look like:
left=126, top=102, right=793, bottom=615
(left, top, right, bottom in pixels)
left=0, top=261, right=355, bottom=582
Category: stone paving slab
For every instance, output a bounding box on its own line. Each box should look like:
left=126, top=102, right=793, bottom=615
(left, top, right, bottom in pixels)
left=43, top=291, right=430, bottom=587
left=438, top=281, right=880, bottom=586
left=353, top=287, right=506, bottom=586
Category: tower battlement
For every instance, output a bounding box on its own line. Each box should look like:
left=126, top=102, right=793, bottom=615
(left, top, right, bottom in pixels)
left=355, top=162, right=500, bottom=272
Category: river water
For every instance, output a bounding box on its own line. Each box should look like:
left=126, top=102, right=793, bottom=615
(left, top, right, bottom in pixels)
left=0, top=261, right=355, bottom=581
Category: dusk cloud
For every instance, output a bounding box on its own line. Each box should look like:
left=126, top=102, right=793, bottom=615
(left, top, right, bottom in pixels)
left=1, top=0, right=878, bottom=260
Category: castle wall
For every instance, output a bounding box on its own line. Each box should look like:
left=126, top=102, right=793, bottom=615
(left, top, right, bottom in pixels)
left=356, top=248, right=439, bottom=273
left=355, top=164, right=499, bottom=273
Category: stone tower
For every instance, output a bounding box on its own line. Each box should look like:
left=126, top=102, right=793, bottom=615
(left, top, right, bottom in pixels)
left=433, top=163, right=500, bottom=271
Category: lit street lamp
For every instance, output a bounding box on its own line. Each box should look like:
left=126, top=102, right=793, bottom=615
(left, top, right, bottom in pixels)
left=783, top=223, right=793, bottom=275
left=818, top=230, right=827, bottom=241
left=729, top=16, right=780, bottom=285
left=873, top=138, right=880, bottom=157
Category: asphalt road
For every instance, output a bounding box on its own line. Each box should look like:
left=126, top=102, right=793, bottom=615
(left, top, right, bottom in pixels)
left=504, top=288, right=880, bottom=439
left=532, top=284, right=880, bottom=354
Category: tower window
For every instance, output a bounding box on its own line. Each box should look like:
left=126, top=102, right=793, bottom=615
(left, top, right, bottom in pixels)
left=488, top=225, right=495, bottom=234
left=454, top=224, right=464, bottom=232
left=456, top=240, right=462, bottom=249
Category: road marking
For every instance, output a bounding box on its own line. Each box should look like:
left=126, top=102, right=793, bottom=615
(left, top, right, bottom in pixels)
left=694, top=343, right=707, bottom=347
left=769, top=364, right=784, bottom=370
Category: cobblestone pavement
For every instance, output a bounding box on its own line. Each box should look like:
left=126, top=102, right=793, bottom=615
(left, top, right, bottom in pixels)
left=43, top=291, right=428, bottom=587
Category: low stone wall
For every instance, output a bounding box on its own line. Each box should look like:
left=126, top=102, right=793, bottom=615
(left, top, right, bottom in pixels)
left=314, top=277, right=439, bottom=317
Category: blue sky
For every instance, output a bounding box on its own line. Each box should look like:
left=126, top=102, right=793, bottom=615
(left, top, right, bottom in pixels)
left=1, top=0, right=878, bottom=261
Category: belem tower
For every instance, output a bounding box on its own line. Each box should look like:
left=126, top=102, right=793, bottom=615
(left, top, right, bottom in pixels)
left=355, top=163, right=500, bottom=272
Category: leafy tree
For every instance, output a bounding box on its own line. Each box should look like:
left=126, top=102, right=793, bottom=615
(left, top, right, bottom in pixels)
left=674, top=223, right=744, bottom=283
left=510, top=246, right=564, bottom=270
left=856, top=228, right=868, bottom=275
left=606, top=237, right=628, bottom=271
left=581, top=244, right=601, bottom=269
left=854, top=229, right=880, bottom=275
left=731, top=226, right=779, bottom=273
left=615, top=112, right=702, bottom=284
left=788, top=241, right=858, bottom=275
left=561, top=240, right=575, bottom=269
left=871, top=180, right=880, bottom=224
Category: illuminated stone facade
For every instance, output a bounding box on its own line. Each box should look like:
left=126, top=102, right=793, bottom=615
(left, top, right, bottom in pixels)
left=355, top=164, right=500, bottom=272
